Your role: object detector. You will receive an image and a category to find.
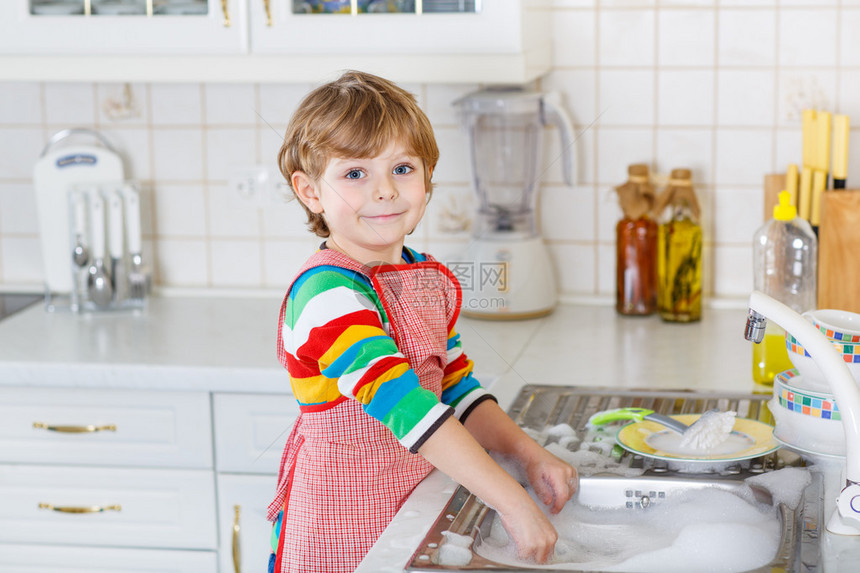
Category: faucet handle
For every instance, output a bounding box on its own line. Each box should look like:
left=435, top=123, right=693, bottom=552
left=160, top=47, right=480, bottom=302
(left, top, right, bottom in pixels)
left=836, top=483, right=860, bottom=527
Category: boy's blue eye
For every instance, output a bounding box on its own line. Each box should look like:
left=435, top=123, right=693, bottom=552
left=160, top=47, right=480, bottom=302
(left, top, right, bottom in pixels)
left=393, top=164, right=413, bottom=175
left=345, top=169, right=364, bottom=179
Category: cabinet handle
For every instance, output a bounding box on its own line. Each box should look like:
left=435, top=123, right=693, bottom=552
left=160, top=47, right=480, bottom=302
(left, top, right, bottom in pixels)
left=221, top=0, right=232, bottom=27
left=263, top=0, right=272, bottom=27
left=39, top=503, right=122, bottom=514
left=33, top=422, right=117, bottom=434
left=232, top=505, right=242, bottom=573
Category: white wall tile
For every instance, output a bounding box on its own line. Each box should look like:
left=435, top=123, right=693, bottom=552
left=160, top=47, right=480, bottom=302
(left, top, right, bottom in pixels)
left=717, top=70, right=775, bottom=127
left=432, top=126, right=470, bottom=184
left=205, top=128, right=257, bottom=181
left=596, top=243, right=615, bottom=295
left=204, top=84, right=258, bottom=125
left=44, top=83, right=96, bottom=126
left=0, top=184, right=39, bottom=235
left=712, top=244, right=752, bottom=297
left=0, top=237, right=43, bottom=284
left=547, top=243, right=596, bottom=294
left=424, top=84, right=480, bottom=127
left=152, top=184, right=207, bottom=237
left=596, top=127, right=654, bottom=185
left=842, top=11, right=860, bottom=67
left=0, top=83, right=42, bottom=125
left=150, top=84, right=203, bottom=126
left=654, top=128, right=713, bottom=182
left=209, top=239, right=262, bottom=287
left=0, top=128, right=46, bottom=180
left=153, top=239, right=208, bottom=286
left=778, top=9, right=837, bottom=67
left=152, top=128, right=204, bottom=181
left=711, top=186, right=762, bottom=244
left=773, top=127, right=802, bottom=172
left=657, top=70, right=714, bottom=126
left=599, top=70, right=654, bottom=126
left=260, top=196, right=317, bottom=240
left=100, top=128, right=152, bottom=181
left=597, top=184, right=625, bottom=242
left=208, top=183, right=262, bottom=238
left=424, top=184, right=474, bottom=241
left=262, top=238, right=321, bottom=288
left=714, top=129, right=773, bottom=185
left=258, top=83, right=315, bottom=135
left=540, top=184, right=595, bottom=241
left=776, top=70, right=836, bottom=126
left=717, top=9, right=775, bottom=67
left=657, top=9, right=715, bottom=67
left=552, top=8, right=597, bottom=68
left=599, top=10, right=655, bottom=67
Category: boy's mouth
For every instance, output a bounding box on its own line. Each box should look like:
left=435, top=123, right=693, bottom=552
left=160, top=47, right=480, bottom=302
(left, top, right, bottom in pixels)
left=362, top=212, right=404, bottom=223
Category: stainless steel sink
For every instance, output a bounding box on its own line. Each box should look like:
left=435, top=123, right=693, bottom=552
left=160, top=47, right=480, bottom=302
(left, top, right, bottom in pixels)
left=406, top=385, right=825, bottom=572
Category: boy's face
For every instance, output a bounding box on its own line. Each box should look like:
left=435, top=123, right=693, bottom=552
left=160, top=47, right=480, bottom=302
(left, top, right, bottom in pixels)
left=294, top=142, right=429, bottom=265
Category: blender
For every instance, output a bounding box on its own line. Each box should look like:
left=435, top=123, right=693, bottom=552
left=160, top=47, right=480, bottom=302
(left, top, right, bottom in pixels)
left=453, top=87, right=575, bottom=318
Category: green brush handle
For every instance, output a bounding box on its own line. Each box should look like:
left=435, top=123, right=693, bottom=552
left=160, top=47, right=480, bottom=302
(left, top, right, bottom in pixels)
left=589, top=407, right=655, bottom=425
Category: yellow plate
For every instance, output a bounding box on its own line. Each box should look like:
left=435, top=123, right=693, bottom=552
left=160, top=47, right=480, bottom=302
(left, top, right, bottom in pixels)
left=616, top=414, right=779, bottom=462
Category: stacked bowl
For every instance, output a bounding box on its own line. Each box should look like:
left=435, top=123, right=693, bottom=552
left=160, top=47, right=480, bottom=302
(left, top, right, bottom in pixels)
left=769, top=309, right=860, bottom=459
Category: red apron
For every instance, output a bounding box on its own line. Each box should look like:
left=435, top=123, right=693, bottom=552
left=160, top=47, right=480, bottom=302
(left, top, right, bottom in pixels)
left=268, top=248, right=462, bottom=573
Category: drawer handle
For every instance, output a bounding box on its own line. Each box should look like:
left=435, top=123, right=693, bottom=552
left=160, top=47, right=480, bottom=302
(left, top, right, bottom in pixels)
left=221, top=0, right=231, bottom=27
left=263, top=0, right=272, bottom=27
left=33, top=422, right=117, bottom=433
left=39, top=503, right=122, bottom=514
left=232, top=505, right=242, bottom=573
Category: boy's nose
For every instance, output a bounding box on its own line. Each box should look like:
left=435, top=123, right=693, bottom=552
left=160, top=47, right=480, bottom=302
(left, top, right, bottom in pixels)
left=375, top=177, right=399, bottom=200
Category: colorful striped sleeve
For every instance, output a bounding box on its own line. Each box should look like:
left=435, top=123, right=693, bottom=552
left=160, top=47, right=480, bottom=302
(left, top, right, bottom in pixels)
left=440, top=327, right=496, bottom=422
left=283, top=266, right=451, bottom=452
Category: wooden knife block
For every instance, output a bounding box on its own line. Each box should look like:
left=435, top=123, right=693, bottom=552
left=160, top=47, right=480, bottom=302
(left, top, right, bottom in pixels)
left=818, top=190, right=860, bottom=312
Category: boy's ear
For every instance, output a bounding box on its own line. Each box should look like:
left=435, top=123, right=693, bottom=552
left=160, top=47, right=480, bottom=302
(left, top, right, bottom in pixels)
left=292, top=171, right=323, bottom=213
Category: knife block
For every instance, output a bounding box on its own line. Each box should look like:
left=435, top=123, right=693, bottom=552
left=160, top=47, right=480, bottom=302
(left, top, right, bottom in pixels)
left=818, top=190, right=860, bottom=312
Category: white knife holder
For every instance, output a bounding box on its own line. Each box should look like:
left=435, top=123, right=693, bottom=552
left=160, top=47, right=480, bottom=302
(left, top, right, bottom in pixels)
left=65, top=183, right=149, bottom=313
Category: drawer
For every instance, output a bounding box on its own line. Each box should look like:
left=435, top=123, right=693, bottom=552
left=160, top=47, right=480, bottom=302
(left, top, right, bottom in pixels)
left=213, top=393, right=298, bottom=474
left=0, top=387, right=212, bottom=468
left=218, top=474, right=278, bottom=573
left=0, top=464, right=217, bottom=550
left=0, top=544, right=217, bottom=573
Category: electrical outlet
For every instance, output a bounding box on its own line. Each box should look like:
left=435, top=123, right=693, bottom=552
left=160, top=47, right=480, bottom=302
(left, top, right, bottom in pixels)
left=228, top=166, right=280, bottom=207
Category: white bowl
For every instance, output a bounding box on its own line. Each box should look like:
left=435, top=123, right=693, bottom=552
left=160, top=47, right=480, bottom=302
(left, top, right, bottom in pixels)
left=808, top=308, right=860, bottom=343
left=785, top=318, right=860, bottom=386
left=770, top=369, right=844, bottom=458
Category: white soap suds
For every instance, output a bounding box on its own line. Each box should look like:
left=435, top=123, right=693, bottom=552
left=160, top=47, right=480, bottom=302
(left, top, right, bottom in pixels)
left=437, top=531, right=473, bottom=566
left=679, top=411, right=737, bottom=450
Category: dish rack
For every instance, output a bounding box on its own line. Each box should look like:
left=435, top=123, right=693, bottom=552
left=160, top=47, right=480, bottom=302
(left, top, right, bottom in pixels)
left=34, top=128, right=150, bottom=312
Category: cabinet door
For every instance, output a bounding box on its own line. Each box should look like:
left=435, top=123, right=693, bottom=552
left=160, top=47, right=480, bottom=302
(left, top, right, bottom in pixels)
left=250, top=0, right=536, bottom=55
left=0, top=544, right=217, bottom=573
left=0, top=387, right=213, bottom=469
left=217, top=474, right=277, bottom=573
left=0, top=464, right=217, bottom=550
left=0, top=0, right=247, bottom=54
left=213, top=393, right=298, bottom=474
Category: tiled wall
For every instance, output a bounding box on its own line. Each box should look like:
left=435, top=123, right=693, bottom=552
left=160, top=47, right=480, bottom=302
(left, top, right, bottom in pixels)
left=2, top=0, right=859, bottom=302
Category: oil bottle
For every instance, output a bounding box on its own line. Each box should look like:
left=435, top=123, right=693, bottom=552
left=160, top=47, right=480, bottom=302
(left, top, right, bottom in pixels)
left=615, top=164, right=658, bottom=316
left=655, top=169, right=702, bottom=322
left=751, top=190, right=818, bottom=385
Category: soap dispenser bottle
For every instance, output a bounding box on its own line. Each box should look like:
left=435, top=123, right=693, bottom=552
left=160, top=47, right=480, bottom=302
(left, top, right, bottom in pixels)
left=752, top=190, right=818, bottom=385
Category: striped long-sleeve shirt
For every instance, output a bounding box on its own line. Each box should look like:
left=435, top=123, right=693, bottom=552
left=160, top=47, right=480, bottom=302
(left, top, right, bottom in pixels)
left=281, top=247, right=493, bottom=453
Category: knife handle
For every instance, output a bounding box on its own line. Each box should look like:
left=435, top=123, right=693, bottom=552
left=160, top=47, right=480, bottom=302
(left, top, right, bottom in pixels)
left=107, top=190, right=124, bottom=260
left=123, top=185, right=142, bottom=255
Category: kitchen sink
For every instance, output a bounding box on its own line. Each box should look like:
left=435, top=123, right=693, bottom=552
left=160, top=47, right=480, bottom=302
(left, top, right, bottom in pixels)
left=406, top=385, right=825, bottom=572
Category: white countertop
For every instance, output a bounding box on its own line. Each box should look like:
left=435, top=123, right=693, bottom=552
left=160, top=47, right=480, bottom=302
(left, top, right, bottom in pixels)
left=10, top=295, right=848, bottom=570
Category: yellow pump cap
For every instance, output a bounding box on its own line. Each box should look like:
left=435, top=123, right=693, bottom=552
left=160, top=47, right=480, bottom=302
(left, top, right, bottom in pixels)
left=773, top=190, right=797, bottom=221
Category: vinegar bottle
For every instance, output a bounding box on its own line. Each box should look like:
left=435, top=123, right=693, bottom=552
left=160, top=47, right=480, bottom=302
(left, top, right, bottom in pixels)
left=615, top=164, right=657, bottom=316
left=752, top=190, right=818, bottom=385
left=656, top=169, right=702, bottom=322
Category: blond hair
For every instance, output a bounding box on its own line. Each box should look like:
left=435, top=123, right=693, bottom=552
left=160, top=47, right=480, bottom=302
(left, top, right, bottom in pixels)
left=278, top=70, right=440, bottom=237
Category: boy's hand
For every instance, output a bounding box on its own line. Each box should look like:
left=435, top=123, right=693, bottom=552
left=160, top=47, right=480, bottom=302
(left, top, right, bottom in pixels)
left=523, top=447, right=578, bottom=514
left=498, top=493, right=559, bottom=564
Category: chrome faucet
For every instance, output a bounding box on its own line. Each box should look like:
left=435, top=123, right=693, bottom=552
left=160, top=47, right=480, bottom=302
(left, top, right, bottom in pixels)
left=746, top=291, right=860, bottom=535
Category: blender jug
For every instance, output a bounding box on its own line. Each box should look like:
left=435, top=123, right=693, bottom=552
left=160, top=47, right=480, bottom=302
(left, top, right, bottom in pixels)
left=454, top=88, right=575, bottom=318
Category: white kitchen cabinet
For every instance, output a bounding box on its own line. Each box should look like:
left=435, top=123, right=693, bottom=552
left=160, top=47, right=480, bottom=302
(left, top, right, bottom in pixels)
left=213, top=392, right=297, bottom=474
left=217, top=473, right=278, bottom=573
left=0, top=543, right=217, bottom=573
left=0, top=387, right=212, bottom=469
left=0, top=464, right=217, bottom=549
left=0, top=0, right=551, bottom=84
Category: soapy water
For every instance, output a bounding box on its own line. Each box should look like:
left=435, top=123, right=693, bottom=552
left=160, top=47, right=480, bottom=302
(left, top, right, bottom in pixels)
left=647, top=430, right=752, bottom=458
left=471, top=467, right=812, bottom=573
